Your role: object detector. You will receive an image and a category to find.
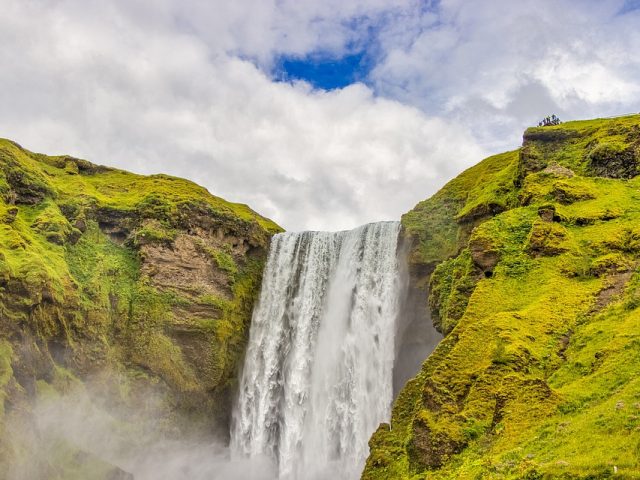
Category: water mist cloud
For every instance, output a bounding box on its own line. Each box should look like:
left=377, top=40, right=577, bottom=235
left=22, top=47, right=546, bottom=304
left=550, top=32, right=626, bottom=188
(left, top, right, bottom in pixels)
left=5, top=383, right=277, bottom=480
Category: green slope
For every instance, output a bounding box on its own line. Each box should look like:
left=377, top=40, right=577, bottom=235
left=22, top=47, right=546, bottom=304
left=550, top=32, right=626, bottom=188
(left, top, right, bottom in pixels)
left=0, top=139, right=281, bottom=477
left=364, top=114, right=640, bottom=479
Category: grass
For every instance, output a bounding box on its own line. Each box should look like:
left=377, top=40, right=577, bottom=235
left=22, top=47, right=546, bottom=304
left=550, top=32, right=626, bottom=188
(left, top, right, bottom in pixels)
left=0, top=137, right=280, bottom=476
left=402, top=150, right=520, bottom=268
left=366, top=114, right=640, bottom=479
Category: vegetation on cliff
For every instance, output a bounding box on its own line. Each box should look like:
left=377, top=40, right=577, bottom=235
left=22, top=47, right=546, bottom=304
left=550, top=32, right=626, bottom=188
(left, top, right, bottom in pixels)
left=364, top=114, right=640, bottom=479
left=0, top=139, right=281, bottom=478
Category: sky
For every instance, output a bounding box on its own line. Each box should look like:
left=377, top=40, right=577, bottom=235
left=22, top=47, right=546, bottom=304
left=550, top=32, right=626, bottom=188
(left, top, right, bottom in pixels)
left=1, top=0, right=639, bottom=231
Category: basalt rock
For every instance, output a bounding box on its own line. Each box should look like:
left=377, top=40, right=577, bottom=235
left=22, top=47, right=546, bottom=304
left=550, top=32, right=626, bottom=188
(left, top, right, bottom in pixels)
left=587, top=141, right=640, bottom=179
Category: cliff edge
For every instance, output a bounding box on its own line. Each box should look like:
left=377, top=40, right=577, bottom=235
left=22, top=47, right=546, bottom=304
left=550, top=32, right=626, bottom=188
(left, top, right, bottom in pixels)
left=0, top=139, right=281, bottom=477
left=364, top=114, right=640, bottom=479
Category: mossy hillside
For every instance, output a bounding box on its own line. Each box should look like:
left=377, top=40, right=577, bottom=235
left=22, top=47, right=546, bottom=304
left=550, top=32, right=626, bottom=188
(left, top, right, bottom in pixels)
left=364, top=114, right=640, bottom=479
left=0, top=138, right=282, bottom=476
left=519, top=114, right=640, bottom=181
left=402, top=114, right=640, bottom=274
left=402, top=149, right=520, bottom=270
left=19, top=142, right=281, bottom=235
left=429, top=249, right=478, bottom=335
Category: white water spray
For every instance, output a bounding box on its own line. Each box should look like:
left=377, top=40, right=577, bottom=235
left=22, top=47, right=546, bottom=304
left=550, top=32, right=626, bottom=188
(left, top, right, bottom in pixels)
left=231, top=222, right=402, bottom=479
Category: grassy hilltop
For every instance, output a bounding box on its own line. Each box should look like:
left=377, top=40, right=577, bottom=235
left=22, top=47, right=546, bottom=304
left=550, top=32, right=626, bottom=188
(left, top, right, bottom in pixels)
left=364, top=115, right=640, bottom=479
left=0, top=139, right=281, bottom=478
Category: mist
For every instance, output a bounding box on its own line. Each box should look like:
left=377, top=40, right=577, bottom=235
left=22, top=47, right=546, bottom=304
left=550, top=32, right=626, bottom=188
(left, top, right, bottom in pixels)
left=3, top=382, right=276, bottom=480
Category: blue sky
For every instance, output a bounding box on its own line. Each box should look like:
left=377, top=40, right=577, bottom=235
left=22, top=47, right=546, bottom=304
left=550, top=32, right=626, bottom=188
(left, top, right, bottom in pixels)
left=275, top=51, right=373, bottom=90
left=619, top=0, right=640, bottom=14
left=1, top=0, right=639, bottom=230
left=272, top=10, right=388, bottom=90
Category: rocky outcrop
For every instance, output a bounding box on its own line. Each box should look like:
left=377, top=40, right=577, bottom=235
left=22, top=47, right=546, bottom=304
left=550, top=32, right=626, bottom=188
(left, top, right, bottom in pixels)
left=587, top=141, right=640, bottom=179
left=0, top=138, right=281, bottom=477
left=526, top=220, right=570, bottom=257
left=364, top=114, right=640, bottom=480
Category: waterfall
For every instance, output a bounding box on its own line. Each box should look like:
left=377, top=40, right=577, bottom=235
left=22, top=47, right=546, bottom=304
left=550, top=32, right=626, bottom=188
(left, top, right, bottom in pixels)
left=231, top=221, right=402, bottom=480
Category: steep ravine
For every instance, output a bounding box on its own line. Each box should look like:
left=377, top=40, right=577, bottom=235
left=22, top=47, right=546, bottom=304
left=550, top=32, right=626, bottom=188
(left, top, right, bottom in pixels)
left=0, top=139, right=281, bottom=478
left=364, top=114, right=640, bottom=479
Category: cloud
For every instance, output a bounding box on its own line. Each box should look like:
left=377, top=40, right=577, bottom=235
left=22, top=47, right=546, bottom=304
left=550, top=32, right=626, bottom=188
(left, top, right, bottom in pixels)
left=167, top=0, right=414, bottom=64
left=0, top=0, right=485, bottom=231
left=1, top=0, right=638, bottom=230
left=370, top=0, right=640, bottom=149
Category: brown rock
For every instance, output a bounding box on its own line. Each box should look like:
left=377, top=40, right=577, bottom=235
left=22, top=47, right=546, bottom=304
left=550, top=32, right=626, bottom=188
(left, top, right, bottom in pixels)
left=140, top=230, right=235, bottom=299
left=408, top=414, right=466, bottom=469
left=587, top=142, right=640, bottom=179
left=3, top=206, right=18, bottom=223
left=469, top=235, right=500, bottom=272
left=542, top=162, right=575, bottom=178
left=538, top=205, right=556, bottom=222
left=74, top=217, right=87, bottom=233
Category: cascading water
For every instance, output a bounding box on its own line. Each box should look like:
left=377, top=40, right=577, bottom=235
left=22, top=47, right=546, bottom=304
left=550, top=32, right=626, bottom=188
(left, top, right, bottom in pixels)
left=231, top=221, right=403, bottom=480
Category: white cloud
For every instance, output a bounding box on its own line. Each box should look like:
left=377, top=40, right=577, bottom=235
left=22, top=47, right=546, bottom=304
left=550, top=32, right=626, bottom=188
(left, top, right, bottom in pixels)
left=1, top=0, right=639, bottom=230
left=371, top=0, right=640, bottom=149
left=0, top=0, right=484, bottom=231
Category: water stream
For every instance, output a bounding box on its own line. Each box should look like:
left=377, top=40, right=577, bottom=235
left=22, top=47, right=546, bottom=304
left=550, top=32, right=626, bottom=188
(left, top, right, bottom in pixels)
left=231, top=222, right=402, bottom=479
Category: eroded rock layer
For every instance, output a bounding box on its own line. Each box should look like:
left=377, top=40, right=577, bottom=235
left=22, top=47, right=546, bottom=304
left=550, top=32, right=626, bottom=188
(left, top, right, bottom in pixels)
left=0, top=139, right=281, bottom=478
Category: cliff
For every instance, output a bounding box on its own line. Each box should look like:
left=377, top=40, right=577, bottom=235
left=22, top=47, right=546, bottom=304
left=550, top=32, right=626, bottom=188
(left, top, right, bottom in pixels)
left=0, top=139, right=281, bottom=477
left=364, top=114, right=640, bottom=479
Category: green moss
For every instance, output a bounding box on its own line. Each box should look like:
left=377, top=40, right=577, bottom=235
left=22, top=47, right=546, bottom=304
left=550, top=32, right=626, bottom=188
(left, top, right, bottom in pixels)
left=64, top=159, right=79, bottom=175
left=520, top=114, right=640, bottom=177
left=0, top=136, right=281, bottom=473
left=456, top=150, right=520, bottom=223
left=366, top=114, right=640, bottom=480
left=0, top=168, right=9, bottom=197
left=0, top=142, right=55, bottom=203
left=197, top=294, right=232, bottom=312
left=526, top=220, right=571, bottom=257
left=30, top=201, right=74, bottom=245
left=210, top=256, right=266, bottom=389
left=132, top=220, right=178, bottom=246
left=212, top=250, right=238, bottom=278
left=194, top=239, right=239, bottom=280
left=429, top=250, right=478, bottom=334
left=402, top=150, right=520, bottom=268
left=0, top=138, right=280, bottom=234
left=589, top=252, right=633, bottom=277
left=550, top=179, right=597, bottom=204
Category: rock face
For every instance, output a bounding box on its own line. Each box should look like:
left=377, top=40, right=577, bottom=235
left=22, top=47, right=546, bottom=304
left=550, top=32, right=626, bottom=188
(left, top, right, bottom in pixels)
left=364, top=114, right=640, bottom=479
left=526, top=220, right=570, bottom=257
left=0, top=139, right=281, bottom=477
left=587, top=141, right=640, bottom=179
